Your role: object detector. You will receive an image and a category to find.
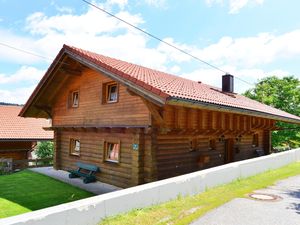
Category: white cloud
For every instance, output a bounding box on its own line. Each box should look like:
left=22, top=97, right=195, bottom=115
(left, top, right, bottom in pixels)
left=157, top=37, right=192, bottom=63
left=2, top=1, right=298, bottom=72
left=0, top=66, right=44, bottom=84
left=193, top=30, right=300, bottom=68
left=21, top=4, right=175, bottom=70
left=107, top=0, right=128, bottom=9
left=144, top=0, right=167, bottom=8
left=0, top=66, right=44, bottom=104
left=0, top=29, right=49, bottom=64
left=0, top=0, right=298, bottom=104
left=0, top=85, right=36, bottom=104
left=206, top=0, right=264, bottom=14
left=181, top=66, right=291, bottom=93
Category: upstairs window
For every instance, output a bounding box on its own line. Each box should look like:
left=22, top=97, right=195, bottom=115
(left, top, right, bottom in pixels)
left=103, top=82, right=118, bottom=104
left=71, top=91, right=79, bottom=108
left=70, top=139, right=80, bottom=156
left=104, top=141, right=120, bottom=163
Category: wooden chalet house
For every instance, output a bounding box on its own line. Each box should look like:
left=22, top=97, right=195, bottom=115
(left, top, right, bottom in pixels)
left=20, top=45, right=300, bottom=188
left=0, top=104, right=53, bottom=160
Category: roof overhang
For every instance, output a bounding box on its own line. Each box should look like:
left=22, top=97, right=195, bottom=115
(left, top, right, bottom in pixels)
left=19, top=47, right=166, bottom=118
left=19, top=45, right=300, bottom=126
left=167, top=97, right=300, bottom=125
left=19, top=48, right=67, bottom=118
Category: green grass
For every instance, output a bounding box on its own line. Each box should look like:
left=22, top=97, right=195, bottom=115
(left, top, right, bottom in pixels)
left=0, top=170, right=94, bottom=218
left=100, top=162, right=300, bottom=225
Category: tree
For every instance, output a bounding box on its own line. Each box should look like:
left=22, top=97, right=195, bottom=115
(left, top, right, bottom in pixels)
left=36, top=141, right=54, bottom=159
left=244, top=76, right=300, bottom=149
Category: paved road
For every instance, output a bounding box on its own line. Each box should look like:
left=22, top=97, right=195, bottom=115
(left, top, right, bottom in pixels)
left=191, top=175, right=300, bottom=225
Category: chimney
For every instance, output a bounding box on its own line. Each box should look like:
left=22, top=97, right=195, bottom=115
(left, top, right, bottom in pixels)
left=222, top=74, right=234, bottom=93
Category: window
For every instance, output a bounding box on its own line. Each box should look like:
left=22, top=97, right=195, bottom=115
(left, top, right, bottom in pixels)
left=107, top=84, right=118, bottom=103
left=70, top=139, right=80, bottom=156
left=71, top=91, right=79, bottom=107
left=104, top=141, right=120, bottom=163
left=190, top=138, right=198, bottom=151
left=252, top=134, right=259, bottom=147
left=102, top=82, right=118, bottom=104
left=209, top=139, right=216, bottom=150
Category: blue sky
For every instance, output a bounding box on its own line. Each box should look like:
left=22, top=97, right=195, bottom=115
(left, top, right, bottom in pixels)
left=0, top=0, right=300, bottom=103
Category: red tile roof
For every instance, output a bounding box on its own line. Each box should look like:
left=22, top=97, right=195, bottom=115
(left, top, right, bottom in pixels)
left=0, top=105, right=53, bottom=140
left=63, top=45, right=300, bottom=123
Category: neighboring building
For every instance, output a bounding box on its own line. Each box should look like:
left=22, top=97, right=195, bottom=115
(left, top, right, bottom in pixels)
left=20, top=45, right=300, bottom=188
left=0, top=104, right=53, bottom=160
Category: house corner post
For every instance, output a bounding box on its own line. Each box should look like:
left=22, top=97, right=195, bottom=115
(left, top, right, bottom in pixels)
left=263, top=130, right=271, bottom=155
left=131, top=129, right=144, bottom=186
left=53, top=129, right=61, bottom=170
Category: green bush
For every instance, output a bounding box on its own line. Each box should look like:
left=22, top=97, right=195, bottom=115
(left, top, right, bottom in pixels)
left=36, top=141, right=54, bottom=159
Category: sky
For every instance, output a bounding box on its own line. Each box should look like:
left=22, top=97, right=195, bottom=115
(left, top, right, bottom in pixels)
left=0, top=0, right=300, bottom=104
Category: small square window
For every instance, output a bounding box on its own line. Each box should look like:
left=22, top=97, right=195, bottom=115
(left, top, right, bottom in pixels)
left=104, top=141, right=120, bottom=163
left=102, top=82, right=118, bottom=104
left=107, top=84, right=118, bottom=103
left=209, top=139, right=216, bottom=150
left=71, top=91, right=79, bottom=107
left=190, top=138, right=197, bottom=151
left=70, top=139, right=80, bottom=156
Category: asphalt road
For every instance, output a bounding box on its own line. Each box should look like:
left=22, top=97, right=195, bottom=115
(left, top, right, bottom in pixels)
left=191, top=175, right=300, bottom=225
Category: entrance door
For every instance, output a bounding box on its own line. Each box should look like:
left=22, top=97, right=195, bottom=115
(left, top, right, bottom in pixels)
left=224, top=138, right=234, bottom=164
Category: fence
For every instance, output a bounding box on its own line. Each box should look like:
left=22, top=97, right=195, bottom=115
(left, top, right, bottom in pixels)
left=0, top=158, right=53, bottom=174
left=13, top=158, right=53, bottom=170
left=1, top=148, right=300, bottom=225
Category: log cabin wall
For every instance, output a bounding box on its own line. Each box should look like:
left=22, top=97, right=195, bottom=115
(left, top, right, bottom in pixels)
left=50, top=67, right=153, bottom=188
left=143, top=132, right=156, bottom=183
left=154, top=105, right=273, bottom=180
left=51, top=68, right=151, bottom=126
left=49, top=66, right=275, bottom=186
left=0, top=141, right=33, bottom=160
left=55, top=129, right=140, bottom=188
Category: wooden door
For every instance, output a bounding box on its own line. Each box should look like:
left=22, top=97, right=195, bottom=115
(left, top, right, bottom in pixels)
left=224, top=138, right=234, bottom=164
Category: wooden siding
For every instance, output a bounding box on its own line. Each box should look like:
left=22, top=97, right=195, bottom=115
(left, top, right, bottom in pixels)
left=49, top=67, right=276, bottom=187
left=55, top=129, right=142, bottom=188
left=51, top=68, right=150, bottom=126
left=153, top=105, right=271, bottom=180
left=155, top=132, right=265, bottom=180
left=0, top=141, right=33, bottom=160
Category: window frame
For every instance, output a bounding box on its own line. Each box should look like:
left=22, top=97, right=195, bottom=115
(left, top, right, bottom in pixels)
left=70, top=90, right=79, bottom=108
left=103, top=140, right=120, bottom=163
left=102, top=82, right=119, bottom=104
left=69, top=138, right=81, bottom=156
left=209, top=139, right=216, bottom=150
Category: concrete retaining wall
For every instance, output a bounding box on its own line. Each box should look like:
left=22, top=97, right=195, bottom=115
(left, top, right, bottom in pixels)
left=1, top=148, right=299, bottom=225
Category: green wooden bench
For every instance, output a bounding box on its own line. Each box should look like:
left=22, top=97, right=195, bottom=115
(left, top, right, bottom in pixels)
left=68, top=162, right=100, bottom=184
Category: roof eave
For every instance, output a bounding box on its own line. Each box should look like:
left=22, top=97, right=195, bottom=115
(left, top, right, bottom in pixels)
left=167, top=97, right=300, bottom=125
left=18, top=48, right=67, bottom=118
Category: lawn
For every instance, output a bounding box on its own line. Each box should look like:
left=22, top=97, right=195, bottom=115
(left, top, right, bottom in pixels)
left=0, top=170, right=94, bottom=218
left=100, top=162, right=300, bottom=225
